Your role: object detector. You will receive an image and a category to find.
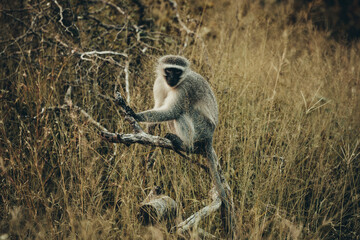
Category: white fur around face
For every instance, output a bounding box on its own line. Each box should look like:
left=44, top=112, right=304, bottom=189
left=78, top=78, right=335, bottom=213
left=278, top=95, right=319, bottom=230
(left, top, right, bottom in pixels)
left=145, top=55, right=217, bottom=151
left=155, top=62, right=190, bottom=88
left=153, top=75, right=170, bottom=109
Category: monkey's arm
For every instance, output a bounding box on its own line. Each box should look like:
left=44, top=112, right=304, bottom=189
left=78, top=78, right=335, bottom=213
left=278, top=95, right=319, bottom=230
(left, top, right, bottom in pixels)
left=135, top=92, right=184, bottom=123
left=135, top=105, right=183, bottom=122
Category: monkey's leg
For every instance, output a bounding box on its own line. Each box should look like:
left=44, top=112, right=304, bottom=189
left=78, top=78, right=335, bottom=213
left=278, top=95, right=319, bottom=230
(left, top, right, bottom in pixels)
left=164, top=133, right=203, bottom=154
left=164, top=133, right=186, bottom=151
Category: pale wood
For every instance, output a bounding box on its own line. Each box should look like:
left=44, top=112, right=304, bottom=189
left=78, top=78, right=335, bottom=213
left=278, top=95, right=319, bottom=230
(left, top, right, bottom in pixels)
left=175, top=187, right=221, bottom=234
left=61, top=90, right=236, bottom=238
left=101, top=92, right=236, bottom=238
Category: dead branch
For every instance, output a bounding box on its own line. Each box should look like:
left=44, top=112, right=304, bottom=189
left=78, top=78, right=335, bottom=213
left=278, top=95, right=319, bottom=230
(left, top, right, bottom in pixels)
left=101, top=92, right=235, bottom=238
left=53, top=0, right=69, bottom=34
left=168, top=0, right=193, bottom=51
left=65, top=87, right=110, bottom=132
left=168, top=0, right=194, bottom=35
left=35, top=87, right=230, bottom=237
left=80, top=50, right=128, bottom=59
left=99, top=0, right=126, bottom=15
left=99, top=92, right=208, bottom=169
left=34, top=86, right=109, bottom=132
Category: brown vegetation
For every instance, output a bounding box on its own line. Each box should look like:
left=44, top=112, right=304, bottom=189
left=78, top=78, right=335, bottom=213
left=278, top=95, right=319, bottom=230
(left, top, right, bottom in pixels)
left=1, top=0, right=359, bottom=239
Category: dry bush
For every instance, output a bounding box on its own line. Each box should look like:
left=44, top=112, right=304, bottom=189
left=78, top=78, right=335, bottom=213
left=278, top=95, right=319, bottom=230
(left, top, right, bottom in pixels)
left=1, top=0, right=359, bottom=239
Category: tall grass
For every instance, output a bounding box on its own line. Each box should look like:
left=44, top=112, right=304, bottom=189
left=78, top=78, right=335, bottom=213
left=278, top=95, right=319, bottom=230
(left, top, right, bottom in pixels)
left=204, top=2, right=360, bottom=238
left=1, top=1, right=359, bottom=239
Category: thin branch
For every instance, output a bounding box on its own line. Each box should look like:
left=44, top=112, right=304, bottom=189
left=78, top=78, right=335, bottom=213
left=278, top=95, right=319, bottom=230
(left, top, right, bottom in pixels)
left=99, top=0, right=126, bottom=15
left=168, top=0, right=194, bottom=51
left=168, top=0, right=194, bottom=35
left=53, top=0, right=67, bottom=32
left=80, top=50, right=128, bottom=60
left=33, top=86, right=109, bottom=133
left=53, top=0, right=78, bottom=38
left=99, top=92, right=210, bottom=173
left=66, top=86, right=110, bottom=132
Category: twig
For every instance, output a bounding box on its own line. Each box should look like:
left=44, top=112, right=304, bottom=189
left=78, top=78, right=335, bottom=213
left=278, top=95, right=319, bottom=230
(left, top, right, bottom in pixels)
left=53, top=0, right=67, bottom=32
left=33, top=86, right=109, bottom=133
left=53, top=0, right=78, bottom=38
left=80, top=50, right=128, bottom=60
left=168, top=0, right=194, bottom=35
left=65, top=86, right=110, bottom=132
left=99, top=0, right=125, bottom=15
left=168, top=0, right=194, bottom=51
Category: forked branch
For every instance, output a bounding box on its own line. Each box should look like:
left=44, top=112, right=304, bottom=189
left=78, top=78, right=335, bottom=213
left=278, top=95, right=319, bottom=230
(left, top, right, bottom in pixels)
left=53, top=89, right=233, bottom=237
left=100, top=92, right=235, bottom=238
left=99, top=92, right=210, bottom=173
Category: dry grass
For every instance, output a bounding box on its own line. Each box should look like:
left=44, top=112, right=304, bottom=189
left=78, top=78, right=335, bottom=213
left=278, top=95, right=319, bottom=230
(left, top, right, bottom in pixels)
left=1, top=1, right=359, bottom=239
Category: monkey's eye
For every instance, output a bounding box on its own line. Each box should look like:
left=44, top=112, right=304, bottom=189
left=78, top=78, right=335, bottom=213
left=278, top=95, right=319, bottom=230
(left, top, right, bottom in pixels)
left=164, top=68, right=183, bottom=78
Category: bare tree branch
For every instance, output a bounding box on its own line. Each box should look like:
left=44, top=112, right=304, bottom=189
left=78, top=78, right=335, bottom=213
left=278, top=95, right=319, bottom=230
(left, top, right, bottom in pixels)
left=98, top=92, right=210, bottom=173
left=168, top=0, right=194, bottom=35
left=99, top=0, right=126, bottom=15
left=99, top=92, right=235, bottom=237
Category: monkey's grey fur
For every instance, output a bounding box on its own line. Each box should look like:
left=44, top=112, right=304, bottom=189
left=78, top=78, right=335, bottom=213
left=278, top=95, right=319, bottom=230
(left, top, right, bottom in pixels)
left=136, top=55, right=218, bottom=152
left=135, top=55, right=234, bottom=233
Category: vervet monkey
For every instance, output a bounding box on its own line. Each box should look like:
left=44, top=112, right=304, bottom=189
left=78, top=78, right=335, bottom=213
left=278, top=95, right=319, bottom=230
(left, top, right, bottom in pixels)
left=135, top=55, right=218, bottom=153
left=134, top=55, right=233, bottom=232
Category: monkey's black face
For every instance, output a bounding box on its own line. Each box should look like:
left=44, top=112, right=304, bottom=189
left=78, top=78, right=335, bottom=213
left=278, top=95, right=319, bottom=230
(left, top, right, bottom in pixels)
left=164, top=68, right=183, bottom=87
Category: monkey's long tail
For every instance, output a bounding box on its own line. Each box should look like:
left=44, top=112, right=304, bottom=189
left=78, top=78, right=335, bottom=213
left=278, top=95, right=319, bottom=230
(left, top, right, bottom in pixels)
left=205, top=145, right=236, bottom=237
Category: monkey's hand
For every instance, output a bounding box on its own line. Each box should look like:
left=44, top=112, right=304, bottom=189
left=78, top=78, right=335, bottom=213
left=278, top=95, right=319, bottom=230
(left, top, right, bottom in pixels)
left=164, top=133, right=184, bottom=151
left=114, top=92, right=139, bottom=120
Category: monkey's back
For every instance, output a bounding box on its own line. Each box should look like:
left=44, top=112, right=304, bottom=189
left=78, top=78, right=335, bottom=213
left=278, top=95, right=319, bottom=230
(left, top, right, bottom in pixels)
left=177, top=71, right=218, bottom=142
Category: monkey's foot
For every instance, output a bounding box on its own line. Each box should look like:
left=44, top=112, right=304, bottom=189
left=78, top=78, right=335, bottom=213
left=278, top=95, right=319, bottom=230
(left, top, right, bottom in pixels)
left=164, top=133, right=184, bottom=151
